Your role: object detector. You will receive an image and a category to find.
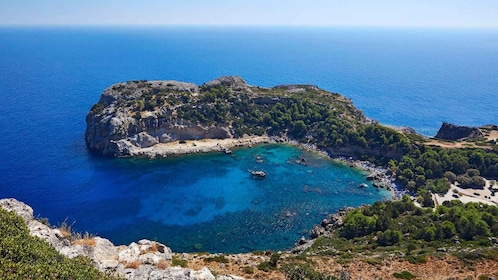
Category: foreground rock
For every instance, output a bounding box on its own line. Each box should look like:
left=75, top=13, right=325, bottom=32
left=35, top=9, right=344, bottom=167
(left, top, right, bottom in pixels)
left=0, top=198, right=243, bottom=280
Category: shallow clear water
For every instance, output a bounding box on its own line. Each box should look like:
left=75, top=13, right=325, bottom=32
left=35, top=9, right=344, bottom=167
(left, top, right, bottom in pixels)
left=0, top=27, right=496, bottom=252
left=75, top=144, right=390, bottom=253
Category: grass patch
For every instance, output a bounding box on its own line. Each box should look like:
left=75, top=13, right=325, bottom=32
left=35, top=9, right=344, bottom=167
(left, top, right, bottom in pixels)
left=364, top=258, right=382, bottom=266
left=283, top=263, right=337, bottom=280
left=124, top=260, right=141, bottom=269
left=172, top=255, right=188, bottom=268
left=404, top=254, right=427, bottom=264
left=204, top=255, right=229, bottom=264
left=393, top=270, right=416, bottom=279
left=241, top=266, right=254, bottom=274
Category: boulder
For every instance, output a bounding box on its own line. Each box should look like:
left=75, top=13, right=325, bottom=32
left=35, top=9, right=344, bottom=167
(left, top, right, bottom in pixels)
left=118, top=239, right=172, bottom=265
left=131, top=132, right=159, bottom=148
left=28, top=219, right=66, bottom=251
left=0, top=198, right=34, bottom=222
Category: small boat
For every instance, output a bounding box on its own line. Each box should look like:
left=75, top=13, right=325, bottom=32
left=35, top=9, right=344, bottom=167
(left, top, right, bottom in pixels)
left=359, top=183, right=368, bottom=188
left=224, top=149, right=232, bottom=154
left=250, top=170, right=266, bottom=178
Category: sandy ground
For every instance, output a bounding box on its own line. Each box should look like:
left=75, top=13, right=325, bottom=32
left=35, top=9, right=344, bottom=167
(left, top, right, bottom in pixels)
left=175, top=252, right=498, bottom=279
left=434, top=179, right=498, bottom=207
left=132, top=136, right=272, bottom=158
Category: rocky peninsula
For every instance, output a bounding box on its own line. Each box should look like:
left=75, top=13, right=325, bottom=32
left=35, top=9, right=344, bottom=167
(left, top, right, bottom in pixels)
left=85, top=76, right=383, bottom=158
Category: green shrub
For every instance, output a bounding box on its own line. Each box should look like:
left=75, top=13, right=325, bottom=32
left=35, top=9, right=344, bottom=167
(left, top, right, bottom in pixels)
left=241, top=266, right=254, bottom=274
left=0, top=208, right=115, bottom=279
left=393, top=271, right=416, bottom=279
left=283, top=263, right=337, bottom=280
left=204, top=255, right=229, bottom=263
left=172, top=255, right=187, bottom=267
left=256, top=261, right=274, bottom=272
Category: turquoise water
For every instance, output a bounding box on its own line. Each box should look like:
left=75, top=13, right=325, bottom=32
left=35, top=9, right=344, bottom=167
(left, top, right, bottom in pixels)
left=0, top=27, right=497, bottom=252
left=91, top=144, right=390, bottom=253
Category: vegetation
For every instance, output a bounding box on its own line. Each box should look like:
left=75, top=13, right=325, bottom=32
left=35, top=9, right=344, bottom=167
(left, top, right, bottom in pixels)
left=204, top=255, right=229, bottom=263
left=171, top=255, right=188, bottom=267
left=0, top=208, right=115, bottom=280
left=306, top=197, right=498, bottom=264
left=283, top=263, right=337, bottom=280
left=85, top=78, right=498, bottom=277
left=393, top=145, right=498, bottom=194
left=100, top=80, right=498, bottom=197
left=393, top=271, right=416, bottom=279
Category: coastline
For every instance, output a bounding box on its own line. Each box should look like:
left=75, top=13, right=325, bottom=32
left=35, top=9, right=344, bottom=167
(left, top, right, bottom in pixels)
left=128, top=134, right=400, bottom=200
left=127, top=135, right=273, bottom=158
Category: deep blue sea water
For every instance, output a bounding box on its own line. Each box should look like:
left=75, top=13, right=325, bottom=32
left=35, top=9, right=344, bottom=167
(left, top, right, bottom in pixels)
left=0, top=26, right=497, bottom=252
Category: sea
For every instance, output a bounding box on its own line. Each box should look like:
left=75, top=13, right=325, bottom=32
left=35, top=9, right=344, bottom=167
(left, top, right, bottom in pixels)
left=0, top=26, right=497, bottom=253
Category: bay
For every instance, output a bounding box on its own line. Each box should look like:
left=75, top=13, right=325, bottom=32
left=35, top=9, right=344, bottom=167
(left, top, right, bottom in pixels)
left=0, top=26, right=496, bottom=252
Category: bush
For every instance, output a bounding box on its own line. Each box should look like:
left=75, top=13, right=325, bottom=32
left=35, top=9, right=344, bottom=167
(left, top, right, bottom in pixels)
left=0, top=208, right=114, bottom=279
left=172, top=255, right=187, bottom=267
left=204, top=255, right=229, bottom=263
left=283, top=263, right=337, bottom=280
left=393, top=271, right=416, bottom=279
left=241, top=266, right=254, bottom=274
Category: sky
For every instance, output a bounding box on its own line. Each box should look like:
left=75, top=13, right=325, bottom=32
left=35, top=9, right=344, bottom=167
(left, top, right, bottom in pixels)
left=1, top=0, right=497, bottom=28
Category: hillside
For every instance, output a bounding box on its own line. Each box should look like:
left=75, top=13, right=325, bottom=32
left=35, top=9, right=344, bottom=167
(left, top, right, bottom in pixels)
left=85, top=76, right=408, bottom=161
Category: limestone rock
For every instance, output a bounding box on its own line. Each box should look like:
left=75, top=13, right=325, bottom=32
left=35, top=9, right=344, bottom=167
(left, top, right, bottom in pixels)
left=435, top=122, right=483, bottom=141
left=0, top=198, right=34, bottom=222
left=203, top=76, right=249, bottom=91
left=131, top=132, right=159, bottom=148
left=59, top=244, right=94, bottom=259
left=28, top=219, right=66, bottom=251
left=216, top=275, right=245, bottom=280
left=191, top=267, right=216, bottom=280
left=118, top=239, right=172, bottom=265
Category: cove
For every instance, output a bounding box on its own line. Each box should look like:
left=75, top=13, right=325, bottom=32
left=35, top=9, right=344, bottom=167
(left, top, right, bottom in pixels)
left=70, top=144, right=391, bottom=253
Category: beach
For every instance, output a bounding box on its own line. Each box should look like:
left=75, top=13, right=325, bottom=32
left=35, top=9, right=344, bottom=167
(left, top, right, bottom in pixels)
left=128, top=135, right=273, bottom=158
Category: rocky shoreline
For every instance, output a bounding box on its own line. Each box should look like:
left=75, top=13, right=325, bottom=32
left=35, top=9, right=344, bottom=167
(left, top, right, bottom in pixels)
left=0, top=198, right=243, bottom=280
left=120, top=132, right=400, bottom=199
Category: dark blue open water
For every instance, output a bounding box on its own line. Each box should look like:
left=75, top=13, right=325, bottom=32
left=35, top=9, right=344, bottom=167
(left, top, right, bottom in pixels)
left=0, top=27, right=497, bottom=252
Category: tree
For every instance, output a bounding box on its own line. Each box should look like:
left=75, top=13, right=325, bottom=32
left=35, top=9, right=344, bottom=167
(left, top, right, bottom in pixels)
left=441, top=221, right=457, bottom=239
left=341, top=210, right=376, bottom=238
left=443, top=171, right=457, bottom=183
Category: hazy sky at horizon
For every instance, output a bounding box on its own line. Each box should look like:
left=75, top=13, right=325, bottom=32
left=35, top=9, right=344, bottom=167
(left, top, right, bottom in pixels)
left=1, top=0, right=497, bottom=28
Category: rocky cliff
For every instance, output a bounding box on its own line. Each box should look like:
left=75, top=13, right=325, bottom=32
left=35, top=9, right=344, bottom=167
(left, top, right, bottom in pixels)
left=435, top=122, right=483, bottom=141
left=85, top=76, right=369, bottom=157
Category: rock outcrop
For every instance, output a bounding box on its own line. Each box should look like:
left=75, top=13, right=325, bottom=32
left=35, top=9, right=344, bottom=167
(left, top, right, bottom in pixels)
left=435, top=122, right=483, bottom=141
left=86, top=76, right=369, bottom=157
left=85, top=77, right=245, bottom=157
left=0, top=198, right=244, bottom=280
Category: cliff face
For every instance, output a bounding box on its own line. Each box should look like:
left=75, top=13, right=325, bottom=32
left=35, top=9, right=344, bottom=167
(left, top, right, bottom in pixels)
left=86, top=76, right=370, bottom=157
left=435, top=122, right=483, bottom=141
left=85, top=79, right=233, bottom=156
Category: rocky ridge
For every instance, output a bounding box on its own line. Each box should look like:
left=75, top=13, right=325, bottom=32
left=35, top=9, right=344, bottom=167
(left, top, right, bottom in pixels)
left=435, top=122, right=484, bottom=141
left=0, top=198, right=243, bottom=280
left=85, top=76, right=369, bottom=157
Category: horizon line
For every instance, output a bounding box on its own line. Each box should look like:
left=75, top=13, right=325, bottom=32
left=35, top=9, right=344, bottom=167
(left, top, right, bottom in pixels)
left=1, top=23, right=498, bottom=30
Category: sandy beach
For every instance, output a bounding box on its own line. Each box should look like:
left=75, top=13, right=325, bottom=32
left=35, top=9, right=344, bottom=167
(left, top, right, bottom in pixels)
left=130, top=135, right=273, bottom=158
